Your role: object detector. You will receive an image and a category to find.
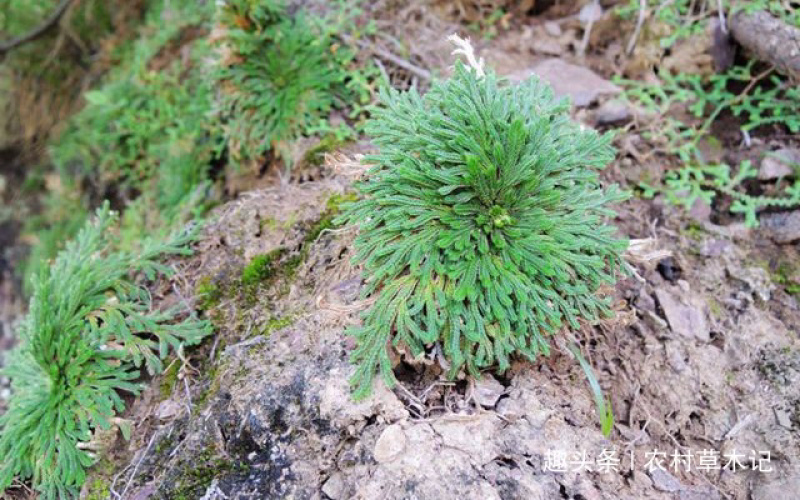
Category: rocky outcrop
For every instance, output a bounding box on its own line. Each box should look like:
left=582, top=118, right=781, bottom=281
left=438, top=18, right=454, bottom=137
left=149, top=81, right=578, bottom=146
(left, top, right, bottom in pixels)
left=96, top=178, right=800, bottom=500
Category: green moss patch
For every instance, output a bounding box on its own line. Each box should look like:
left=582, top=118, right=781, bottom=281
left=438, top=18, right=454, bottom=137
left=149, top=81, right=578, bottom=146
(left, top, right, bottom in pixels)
left=196, top=276, right=223, bottom=311
left=171, top=447, right=250, bottom=500
left=241, top=249, right=286, bottom=286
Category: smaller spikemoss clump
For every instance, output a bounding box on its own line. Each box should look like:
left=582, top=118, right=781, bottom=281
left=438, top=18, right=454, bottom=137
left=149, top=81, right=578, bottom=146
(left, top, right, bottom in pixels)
left=0, top=204, right=212, bottom=499
left=24, top=0, right=221, bottom=296
left=338, top=59, right=628, bottom=398
left=215, top=0, right=364, bottom=162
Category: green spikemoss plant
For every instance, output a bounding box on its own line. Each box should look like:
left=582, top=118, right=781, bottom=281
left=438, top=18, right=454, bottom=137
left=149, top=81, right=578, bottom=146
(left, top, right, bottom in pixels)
left=337, top=38, right=628, bottom=410
left=215, top=0, right=359, bottom=163
left=0, top=203, right=211, bottom=499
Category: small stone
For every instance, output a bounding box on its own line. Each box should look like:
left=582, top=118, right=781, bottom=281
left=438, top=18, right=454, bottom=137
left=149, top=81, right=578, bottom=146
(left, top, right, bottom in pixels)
left=655, top=286, right=710, bottom=342
left=156, top=399, right=182, bottom=420
left=496, top=396, right=523, bottom=422
left=329, top=277, right=363, bottom=305
left=578, top=2, right=603, bottom=24
left=322, top=472, right=346, bottom=500
left=543, top=21, right=562, bottom=37
left=373, top=424, right=406, bottom=463
left=775, top=408, right=792, bottom=429
left=649, top=468, right=683, bottom=492
left=699, top=238, right=731, bottom=257
left=531, top=37, right=564, bottom=56
left=761, top=210, right=800, bottom=244
left=665, top=342, right=688, bottom=373
left=595, top=99, right=631, bottom=124
left=634, top=291, right=656, bottom=313
left=758, top=148, right=800, bottom=180
left=509, top=58, right=621, bottom=107
left=473, top=374, right=505, bottom=408
left=727, top=265, right=775, bottom=302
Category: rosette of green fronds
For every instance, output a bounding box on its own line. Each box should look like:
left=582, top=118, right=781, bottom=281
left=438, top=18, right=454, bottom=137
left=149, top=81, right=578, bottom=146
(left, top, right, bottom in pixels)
left=215, top=0, right=358, bottom=161
left=338, top=61, right=628, bottom=398
left=0, top=204, right=211, bottom=499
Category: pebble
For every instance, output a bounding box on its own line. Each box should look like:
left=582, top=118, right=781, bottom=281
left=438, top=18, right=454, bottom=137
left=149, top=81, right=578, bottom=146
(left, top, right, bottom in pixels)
left=760, top=210, right=800, bottom=244
left=473, top=374, right=505, bottom=408
left=655, top=286, right=710, bottom=342
left=648, top=468, right=683, bottom=492
left=509, top=58, right=621, bottom=107
left=543, top=21, right=562, bottom=37
left=595, top=99, right=632, bottom=125
left=322, top=472, right=346, bottom=500
left=758, top=148, right=800, bottom=180
left=373, top=424, right=406, bottom=463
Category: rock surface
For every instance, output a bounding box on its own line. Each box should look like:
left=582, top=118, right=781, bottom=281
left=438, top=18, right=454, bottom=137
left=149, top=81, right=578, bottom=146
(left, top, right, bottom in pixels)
left=761, top=210, right=800, bottom=243
left=654, top=283, right=710, bottom=342
left=758, top=148, right=799, bottom=180
left=98, top=179, right=800, bottom=500
left=509, top=58, right=621, bottom=106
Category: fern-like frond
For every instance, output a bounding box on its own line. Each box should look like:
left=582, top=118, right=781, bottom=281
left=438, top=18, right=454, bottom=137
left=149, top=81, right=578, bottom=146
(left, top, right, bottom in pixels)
left=0, top=204, right=211, bottom=499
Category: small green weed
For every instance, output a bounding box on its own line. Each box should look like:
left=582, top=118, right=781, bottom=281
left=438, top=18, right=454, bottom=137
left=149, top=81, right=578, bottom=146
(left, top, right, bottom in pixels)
left=619, top=64, right=800, bottom=226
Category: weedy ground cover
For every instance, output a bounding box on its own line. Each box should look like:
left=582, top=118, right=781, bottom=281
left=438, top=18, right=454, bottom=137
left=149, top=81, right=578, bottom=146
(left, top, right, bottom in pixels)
left=615, top=0, right=800, bottom=226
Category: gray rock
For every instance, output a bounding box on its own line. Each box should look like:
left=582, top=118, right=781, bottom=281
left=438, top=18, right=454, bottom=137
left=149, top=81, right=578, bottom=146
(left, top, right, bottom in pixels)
left=655, top=285, right=710, bottom=342
left=595, top=99, right=631, bottom=124
left=531, top=37, right=564, bottom=56
left=752, top=474, right=800, bottom=500
left=699, top=238, right=731, bottom=257
left=473, top=374, right=505, bottom=408
left=666, top=342, right=689, bottom=373
left=648, top=468, right=683, bottom=492
left=578, top=2, right=603, bottom=24
left=374, top=424, right=407, bottom=463
left=758, top=148, right=800, bottom=180
left=727, top=265, right=775, bottom=302
left=322, top=472, right=346, bottom=500
left=761, top=210, right=800, bottom=243
left=543, top=21, right=562, bottom=37
left=775, top=408, right=793, bottom=429
left=510, top=58, right=621, bottom=107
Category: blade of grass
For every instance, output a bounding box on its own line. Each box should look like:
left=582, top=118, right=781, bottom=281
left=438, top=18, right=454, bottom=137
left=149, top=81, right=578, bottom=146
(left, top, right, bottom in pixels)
left=568, top=342, right=614, bottom=437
